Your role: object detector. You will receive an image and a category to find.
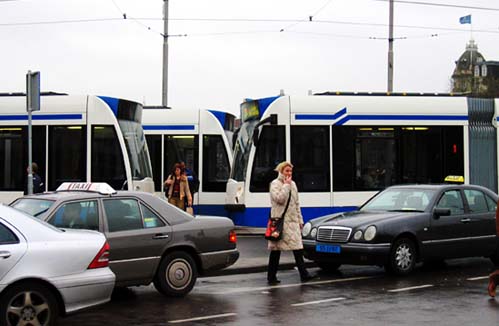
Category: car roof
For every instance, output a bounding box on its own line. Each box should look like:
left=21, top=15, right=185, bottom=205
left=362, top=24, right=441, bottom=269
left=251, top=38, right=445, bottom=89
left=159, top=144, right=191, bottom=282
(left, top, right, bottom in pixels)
left=0, top=204, right=61, bottom=239
left=16, top=190, right=193, bottom=225
left=388, top=183, right=498, bottom=195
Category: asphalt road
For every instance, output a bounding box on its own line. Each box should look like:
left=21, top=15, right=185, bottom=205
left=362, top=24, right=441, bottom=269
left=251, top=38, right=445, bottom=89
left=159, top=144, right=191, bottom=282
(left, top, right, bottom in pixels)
left=64, top=256, right=499, bottom=326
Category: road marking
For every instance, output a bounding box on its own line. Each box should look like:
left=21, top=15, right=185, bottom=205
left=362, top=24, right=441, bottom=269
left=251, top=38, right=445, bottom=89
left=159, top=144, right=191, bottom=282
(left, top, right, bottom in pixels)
left=210, top=276, right=378, bottom=295
left=388, top=284, right=433, bottom=293
left=168, top=313, right=237, bottom=324
left=467, top=276, right=488, bottom=281
left=291, top=297, right=346, bottom=307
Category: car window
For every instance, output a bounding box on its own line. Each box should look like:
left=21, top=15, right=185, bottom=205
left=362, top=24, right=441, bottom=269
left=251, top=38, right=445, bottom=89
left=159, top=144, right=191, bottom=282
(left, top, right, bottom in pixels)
left=10, top=198, right=55, bottom=218
left=141, top=203, right=166, bottom=228
left=104, top=199, right=144, bottom=232
left=49, top=200, right=99, bottom=230
left=486, top=195, right=497, bottom=212
left=0, top=222, right=18, bottom=244
left=436, top=190, right=464, bottom=215
left=464, top=189, right=489, bottom=213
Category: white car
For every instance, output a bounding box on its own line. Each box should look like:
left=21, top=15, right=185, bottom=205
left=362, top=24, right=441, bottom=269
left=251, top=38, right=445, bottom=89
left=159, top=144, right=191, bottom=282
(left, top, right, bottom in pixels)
left=0, top=205, right=115, bottom=326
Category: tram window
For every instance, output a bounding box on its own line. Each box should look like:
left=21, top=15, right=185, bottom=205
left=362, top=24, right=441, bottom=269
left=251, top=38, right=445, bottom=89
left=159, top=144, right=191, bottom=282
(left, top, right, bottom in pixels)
left=332, top=126, right=464, bottom=191
left=250, top=126, right=285, bottom=192
left=91, top=126, right=127, bottom=191
left=164, top=135, right=199, bottom=183
left=146, top=135, right=162, bottom=191
left=203, top=135, right=230, bottom=192
left=48, top=126, right=86, bottom=190
left=0, top=126, right=45, bottom=191
left=291, top=126, right=330, bottom=192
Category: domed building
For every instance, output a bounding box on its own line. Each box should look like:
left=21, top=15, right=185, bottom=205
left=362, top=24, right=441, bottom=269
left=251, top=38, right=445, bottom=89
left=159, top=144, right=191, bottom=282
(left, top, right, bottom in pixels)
left=451, top=39, right=499, bottom=97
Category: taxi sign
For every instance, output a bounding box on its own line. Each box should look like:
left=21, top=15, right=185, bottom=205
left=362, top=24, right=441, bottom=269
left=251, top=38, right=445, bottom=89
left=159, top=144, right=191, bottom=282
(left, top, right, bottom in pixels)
left=56, top=182, right=117, bottom=195
left=444, top=175, right=464, bottom=183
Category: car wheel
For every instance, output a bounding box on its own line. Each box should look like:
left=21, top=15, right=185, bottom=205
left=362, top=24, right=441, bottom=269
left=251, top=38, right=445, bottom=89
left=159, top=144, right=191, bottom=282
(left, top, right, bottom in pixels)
left=153, top=251, right=197, bottom=297
left=385, top=238, right=416, bottom=275
left=317, top=262, right=341, bottom=273
left=0, top=282, right=58, bottom=326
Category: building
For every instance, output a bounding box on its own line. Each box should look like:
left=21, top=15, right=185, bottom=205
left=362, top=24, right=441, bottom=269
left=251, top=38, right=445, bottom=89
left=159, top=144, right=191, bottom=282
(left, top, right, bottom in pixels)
left=451, top=39, right=499, bottom=97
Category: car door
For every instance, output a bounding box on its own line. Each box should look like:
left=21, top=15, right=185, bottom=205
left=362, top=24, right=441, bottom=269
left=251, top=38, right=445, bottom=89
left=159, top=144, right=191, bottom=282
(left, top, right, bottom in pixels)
left=462, top=189, right=497, bottom=256
left=426, top=189, right=469, bottom=259
left=102, top=198, right=172, bottom=285
left=0, top=220, right=27, bottom=281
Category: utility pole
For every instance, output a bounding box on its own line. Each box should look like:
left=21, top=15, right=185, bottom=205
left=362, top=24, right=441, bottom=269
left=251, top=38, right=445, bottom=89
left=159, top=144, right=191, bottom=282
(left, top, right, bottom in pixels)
left=162, top=0, right=169, bottom=107
left=387, top=0, right=394, bottom=92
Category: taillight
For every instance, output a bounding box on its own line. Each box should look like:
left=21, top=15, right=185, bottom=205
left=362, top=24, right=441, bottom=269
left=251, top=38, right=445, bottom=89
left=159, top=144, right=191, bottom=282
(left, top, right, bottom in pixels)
left=229, top=230, right=237, bottom=244
left=88, top=241, right=110, bottom=269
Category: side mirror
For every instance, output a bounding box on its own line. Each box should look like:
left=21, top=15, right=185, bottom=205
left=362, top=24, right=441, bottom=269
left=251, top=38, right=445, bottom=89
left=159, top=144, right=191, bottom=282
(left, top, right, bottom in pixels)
left=433, top=207, right=451, bottom=219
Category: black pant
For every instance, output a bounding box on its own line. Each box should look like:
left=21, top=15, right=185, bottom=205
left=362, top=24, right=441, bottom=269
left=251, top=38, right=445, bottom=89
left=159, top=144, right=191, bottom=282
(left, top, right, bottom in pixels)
left=267, top=249, right=309, bottom=281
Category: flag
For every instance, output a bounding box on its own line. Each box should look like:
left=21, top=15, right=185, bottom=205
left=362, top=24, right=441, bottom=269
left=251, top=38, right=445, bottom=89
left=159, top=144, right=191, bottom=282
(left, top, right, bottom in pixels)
left=459, top=15, right=471, bottom=24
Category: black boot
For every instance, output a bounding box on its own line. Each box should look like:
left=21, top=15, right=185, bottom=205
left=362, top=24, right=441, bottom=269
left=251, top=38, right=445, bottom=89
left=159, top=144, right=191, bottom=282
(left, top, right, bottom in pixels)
left=293, top=250, right=313, bottom=282
left=267, top=250, right=281, bottom=285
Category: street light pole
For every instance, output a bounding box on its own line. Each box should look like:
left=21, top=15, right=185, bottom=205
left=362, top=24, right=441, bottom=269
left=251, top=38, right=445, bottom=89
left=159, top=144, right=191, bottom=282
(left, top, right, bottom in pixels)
left=162, top=0, right=169, bottom=107
left=387, top=0, right=394, bottom=92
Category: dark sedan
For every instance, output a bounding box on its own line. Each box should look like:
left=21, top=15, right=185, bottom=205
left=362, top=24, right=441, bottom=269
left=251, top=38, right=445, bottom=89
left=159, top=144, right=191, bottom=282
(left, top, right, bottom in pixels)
left=302, top=184, right=499, bottom=275
left=10, top=183, right=239, bottom=297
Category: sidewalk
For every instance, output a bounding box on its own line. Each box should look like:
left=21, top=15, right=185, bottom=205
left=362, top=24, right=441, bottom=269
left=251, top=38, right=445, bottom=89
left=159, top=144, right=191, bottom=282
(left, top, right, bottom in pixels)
left=203, top=230, right=316, bottom=277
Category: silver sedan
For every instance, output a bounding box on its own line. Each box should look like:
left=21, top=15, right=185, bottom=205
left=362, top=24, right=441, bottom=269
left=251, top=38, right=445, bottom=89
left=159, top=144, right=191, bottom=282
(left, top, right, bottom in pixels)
left=0, top=205, right=115, bottom=326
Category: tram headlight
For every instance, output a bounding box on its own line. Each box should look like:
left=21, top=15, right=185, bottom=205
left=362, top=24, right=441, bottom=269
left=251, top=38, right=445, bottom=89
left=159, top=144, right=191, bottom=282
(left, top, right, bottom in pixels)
left=302, top=222, right=312, bottom=237
left=364, top=225, right=377, bottom=241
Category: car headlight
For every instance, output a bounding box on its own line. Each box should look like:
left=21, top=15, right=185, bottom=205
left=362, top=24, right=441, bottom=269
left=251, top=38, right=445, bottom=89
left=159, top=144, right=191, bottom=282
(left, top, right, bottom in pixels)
left=353, top=230, right=363, bottom=240
left=302, top=222, right=312, bottom=237
left=364, top=225, right=377, bottom=241
left=310, top=227, right=317, bottom=239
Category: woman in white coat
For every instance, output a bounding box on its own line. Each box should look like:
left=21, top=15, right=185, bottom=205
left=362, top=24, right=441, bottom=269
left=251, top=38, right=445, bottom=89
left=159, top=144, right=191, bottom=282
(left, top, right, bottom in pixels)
left=267, top=161, right=313, bottom=285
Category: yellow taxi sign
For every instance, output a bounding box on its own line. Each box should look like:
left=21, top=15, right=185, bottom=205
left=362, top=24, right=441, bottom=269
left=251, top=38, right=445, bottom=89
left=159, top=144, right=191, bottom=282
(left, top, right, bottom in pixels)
left=444, top=175, right=464, bottom=183
left=56, top=182, right=117, bottom=195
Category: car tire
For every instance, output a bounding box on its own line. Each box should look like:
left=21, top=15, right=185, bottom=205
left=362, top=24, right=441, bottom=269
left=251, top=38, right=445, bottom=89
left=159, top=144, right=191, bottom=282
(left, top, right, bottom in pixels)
left=0, top=282, right=59, bottom=326
left=385, top=238, right=416, bottom=275
left=153, top=251, right=197, bottom=297
left=317, top=262, right=341, bottom=273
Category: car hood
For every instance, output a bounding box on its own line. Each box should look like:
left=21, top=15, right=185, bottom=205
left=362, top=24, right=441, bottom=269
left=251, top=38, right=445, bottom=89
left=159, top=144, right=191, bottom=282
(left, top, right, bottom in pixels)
left=316, top=210, right=418, bottom=228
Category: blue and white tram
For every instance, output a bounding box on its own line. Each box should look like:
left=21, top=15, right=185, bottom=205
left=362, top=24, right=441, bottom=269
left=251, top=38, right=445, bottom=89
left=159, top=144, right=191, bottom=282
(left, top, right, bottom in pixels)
left=0, top=92, right=154, bottom=203
left=143, top=107, right=235, bottom=216
left=225, top=92, right=499, bottom=227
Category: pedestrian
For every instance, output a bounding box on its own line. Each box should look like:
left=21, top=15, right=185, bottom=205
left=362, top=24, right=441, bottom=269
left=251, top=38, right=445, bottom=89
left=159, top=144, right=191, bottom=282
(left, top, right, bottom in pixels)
left=488, top=198, right=499, bottom=297
left=24, top=162, right=44, bottom=195
left=267, top=161, right=313, bottom=285
left=163, top=163, right=192, bottom=211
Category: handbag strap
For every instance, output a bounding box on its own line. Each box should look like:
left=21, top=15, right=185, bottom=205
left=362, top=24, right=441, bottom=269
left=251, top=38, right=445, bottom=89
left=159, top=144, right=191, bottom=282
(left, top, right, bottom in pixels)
left=281, top=191, right=292, bottom=220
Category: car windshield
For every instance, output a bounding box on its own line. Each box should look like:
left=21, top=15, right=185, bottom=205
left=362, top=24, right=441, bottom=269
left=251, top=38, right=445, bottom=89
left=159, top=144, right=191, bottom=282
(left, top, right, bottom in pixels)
left=11, top=198, right=55, bottom=219
left=361, top=188, right=437, bottom=212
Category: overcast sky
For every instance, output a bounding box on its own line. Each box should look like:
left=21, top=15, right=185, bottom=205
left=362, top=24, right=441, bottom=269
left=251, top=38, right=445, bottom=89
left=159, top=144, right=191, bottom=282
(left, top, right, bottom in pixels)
left=1, top=0, right=498, bottom=115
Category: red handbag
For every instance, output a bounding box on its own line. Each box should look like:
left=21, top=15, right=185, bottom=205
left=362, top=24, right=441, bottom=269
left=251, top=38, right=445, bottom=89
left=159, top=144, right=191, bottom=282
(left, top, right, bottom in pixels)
left=264, top=193, right=291, bottom=241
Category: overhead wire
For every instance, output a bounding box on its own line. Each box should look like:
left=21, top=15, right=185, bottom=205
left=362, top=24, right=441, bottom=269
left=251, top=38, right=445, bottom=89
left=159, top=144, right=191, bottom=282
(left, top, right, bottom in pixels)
left=372, top=0, right=499, bottom=12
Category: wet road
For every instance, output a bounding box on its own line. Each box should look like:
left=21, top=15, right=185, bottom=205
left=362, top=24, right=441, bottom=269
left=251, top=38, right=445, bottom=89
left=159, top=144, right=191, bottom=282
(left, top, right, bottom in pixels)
left=66, top=258, right=499, bottom=326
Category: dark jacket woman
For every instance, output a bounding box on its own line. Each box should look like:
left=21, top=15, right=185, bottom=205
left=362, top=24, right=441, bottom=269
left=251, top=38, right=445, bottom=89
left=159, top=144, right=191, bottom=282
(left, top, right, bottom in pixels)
left=487, top=200, right=499, bottom=297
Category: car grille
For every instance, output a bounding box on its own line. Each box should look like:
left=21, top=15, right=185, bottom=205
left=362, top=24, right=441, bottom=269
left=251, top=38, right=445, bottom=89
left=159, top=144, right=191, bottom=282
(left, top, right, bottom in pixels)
left=317, top=226, right=352, bottom=243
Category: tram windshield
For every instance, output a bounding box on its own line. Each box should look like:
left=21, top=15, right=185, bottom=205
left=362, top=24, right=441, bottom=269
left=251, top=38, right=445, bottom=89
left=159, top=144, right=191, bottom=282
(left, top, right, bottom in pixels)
left=114, top=99, right=153, bottom=180
left=230, top=119, right=258, bottom=181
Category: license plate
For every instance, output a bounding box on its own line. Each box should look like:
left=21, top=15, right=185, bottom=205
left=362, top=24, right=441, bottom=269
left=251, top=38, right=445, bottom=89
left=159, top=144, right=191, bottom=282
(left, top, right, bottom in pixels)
left=316, top=244, right=341, bottom=254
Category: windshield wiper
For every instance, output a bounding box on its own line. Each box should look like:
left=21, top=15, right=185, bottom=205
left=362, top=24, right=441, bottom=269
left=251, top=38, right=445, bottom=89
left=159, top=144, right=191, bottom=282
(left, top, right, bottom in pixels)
left=34, top=208, right=50, bottom=217
left=388, top=209, right=424, bottom=213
